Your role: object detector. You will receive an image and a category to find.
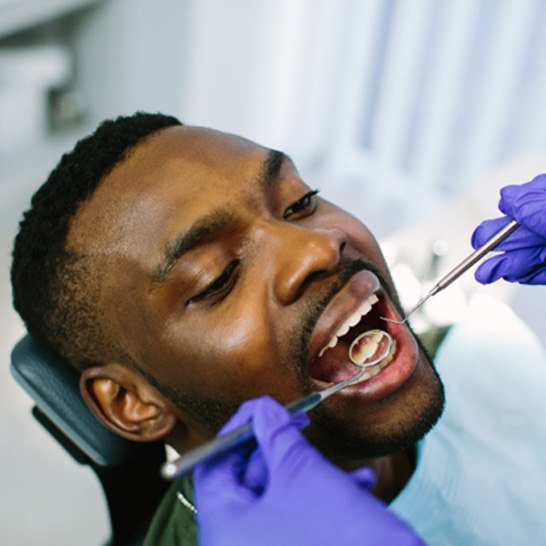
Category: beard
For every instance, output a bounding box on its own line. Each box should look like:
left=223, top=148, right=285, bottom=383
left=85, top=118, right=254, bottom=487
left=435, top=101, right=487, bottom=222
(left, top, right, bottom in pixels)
left=152, top=257, right=445, bottom=461
left=303, top=333, right=445, bottom=463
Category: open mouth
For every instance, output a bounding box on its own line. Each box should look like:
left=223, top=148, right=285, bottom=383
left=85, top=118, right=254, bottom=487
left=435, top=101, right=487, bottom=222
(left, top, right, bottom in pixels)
left=309, top=292, right=400, bottom=385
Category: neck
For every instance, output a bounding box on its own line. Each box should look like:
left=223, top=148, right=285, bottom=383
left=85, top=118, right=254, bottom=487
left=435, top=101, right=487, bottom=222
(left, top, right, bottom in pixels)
left=369, top=447, right=416, bottom=503
left=338, top=446, right=416, bottom=503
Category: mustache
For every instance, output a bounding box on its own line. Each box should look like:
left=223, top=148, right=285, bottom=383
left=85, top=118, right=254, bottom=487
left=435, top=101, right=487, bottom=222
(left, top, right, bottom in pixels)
left=295, top=257, right=400, bottom=376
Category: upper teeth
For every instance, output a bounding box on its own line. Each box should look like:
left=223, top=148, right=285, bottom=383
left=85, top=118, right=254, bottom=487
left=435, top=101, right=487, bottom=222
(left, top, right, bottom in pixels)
left=317, top=294, right=379, bottom=358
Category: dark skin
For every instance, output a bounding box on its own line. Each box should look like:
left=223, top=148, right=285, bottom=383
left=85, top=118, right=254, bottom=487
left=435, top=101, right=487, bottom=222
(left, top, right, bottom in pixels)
left=74, top=126, right=444, bottom=502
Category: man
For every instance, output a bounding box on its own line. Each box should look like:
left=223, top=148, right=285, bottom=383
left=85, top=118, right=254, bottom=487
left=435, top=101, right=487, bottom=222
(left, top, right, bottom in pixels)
left=12, top=112, right=443, bottom=541
left=12, top=109, right=444, bottom=461
left=14, top=112, right=543, bottom=545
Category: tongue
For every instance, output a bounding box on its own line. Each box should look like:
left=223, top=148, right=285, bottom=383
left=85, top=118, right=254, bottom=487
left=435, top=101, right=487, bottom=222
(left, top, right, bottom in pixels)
left=309, top=342, right=361, bottom=383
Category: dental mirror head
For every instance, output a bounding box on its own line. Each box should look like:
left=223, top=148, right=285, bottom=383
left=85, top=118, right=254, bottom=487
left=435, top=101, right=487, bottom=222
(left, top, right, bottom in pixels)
left=314, top=329, right=395, bottom=400
left=348, top=329, right=394, bottom=369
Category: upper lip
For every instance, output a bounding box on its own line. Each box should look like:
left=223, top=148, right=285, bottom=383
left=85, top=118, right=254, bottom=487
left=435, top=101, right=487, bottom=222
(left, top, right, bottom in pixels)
left=306, top=270, right=382, bottom=366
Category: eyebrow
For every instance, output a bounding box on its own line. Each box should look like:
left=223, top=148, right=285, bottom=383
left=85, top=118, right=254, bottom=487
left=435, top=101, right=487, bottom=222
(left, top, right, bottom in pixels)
left=152, top=208, right=236, bottom=283
left=152, top=149, right=287, bottom=284
left=260, top=149, right=286, bottom=190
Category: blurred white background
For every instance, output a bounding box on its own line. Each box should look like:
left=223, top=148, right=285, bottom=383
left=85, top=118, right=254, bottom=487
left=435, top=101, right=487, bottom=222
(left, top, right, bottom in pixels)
left=2, top=1, right=546, bottom=544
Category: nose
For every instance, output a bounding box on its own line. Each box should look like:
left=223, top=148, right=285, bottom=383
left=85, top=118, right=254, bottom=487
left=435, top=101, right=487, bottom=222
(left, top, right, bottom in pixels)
left=269, top=223, right=347, bottom=304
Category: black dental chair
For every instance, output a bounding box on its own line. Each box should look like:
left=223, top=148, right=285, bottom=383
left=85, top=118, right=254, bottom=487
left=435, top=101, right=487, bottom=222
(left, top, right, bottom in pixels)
left=10, top=335, right=169, bottom=546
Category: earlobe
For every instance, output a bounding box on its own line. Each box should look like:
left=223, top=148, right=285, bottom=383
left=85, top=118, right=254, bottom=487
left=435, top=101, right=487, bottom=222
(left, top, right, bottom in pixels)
left=80, top=364, right=177, bottom=442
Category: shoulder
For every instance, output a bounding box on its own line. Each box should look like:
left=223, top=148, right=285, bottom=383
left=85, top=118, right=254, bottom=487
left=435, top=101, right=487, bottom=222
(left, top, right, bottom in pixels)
left=436, top=294, right=546, bottom=412
left=144, top=476, right=197, bottom=546
left=392, top=294, right=546, bottom=544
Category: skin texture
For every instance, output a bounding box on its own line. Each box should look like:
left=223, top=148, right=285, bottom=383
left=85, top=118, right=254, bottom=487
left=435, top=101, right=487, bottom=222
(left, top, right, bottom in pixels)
left=73, top=126, right=444, bottom=501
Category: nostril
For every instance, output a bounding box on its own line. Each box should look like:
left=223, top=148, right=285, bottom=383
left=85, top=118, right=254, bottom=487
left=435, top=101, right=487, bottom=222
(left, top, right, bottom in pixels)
left=290, top=268, right=332, bottom=302
left=340, top=241, right=347, bottom=254
left=304, top=268, right=331, bottom=285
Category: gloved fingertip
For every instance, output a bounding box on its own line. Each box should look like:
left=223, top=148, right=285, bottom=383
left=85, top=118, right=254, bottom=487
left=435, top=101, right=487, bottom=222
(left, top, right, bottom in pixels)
left=498, top=184, right=518, bottom=213
left=289, top=410, right=311, bottom=431
left=474, top=268, right=489, bottom=284
left=241, top=448, right=268, bottom=493
left=474, top=260, right=498, bottom=285
left=471, top=217, right=509, bottom=248
left=218, top=399, right=260, bottom=436
left=251, top=399, right=313, bottom=471
left=349, top=467, right=377, bottom=490
left=470, top=225, right=483, bottom=249
left=220, top=396, right=291, bottom=436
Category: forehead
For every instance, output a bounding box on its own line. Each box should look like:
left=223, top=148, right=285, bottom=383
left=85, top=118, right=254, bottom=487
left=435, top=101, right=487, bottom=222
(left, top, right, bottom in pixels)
left=67, top=126, right=270, bottom=254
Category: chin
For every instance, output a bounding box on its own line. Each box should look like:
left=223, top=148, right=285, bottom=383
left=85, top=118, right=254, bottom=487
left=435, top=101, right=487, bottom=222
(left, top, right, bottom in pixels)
left=306, top=360, right=445, bottom=463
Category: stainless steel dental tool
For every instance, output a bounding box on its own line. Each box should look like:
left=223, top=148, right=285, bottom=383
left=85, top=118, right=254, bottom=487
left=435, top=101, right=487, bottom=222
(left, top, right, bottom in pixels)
left=383, top=219, right=520, bottom=325
left=161, top=330, right=394, bottom=481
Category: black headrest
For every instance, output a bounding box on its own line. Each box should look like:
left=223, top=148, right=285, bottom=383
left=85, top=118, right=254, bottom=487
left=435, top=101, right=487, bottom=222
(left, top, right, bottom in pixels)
left=10, top=335, right=153, bottom=467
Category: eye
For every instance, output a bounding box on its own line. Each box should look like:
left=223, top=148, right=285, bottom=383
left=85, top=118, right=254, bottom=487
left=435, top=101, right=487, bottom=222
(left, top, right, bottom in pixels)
left=283, top=189, right=320, bottom=220
left=187, top=259, right=240, bottom=305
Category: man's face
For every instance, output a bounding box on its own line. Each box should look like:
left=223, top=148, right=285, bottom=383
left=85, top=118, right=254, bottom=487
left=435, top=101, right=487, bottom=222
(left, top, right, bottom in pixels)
left=69, top=126, right=444, bottom=460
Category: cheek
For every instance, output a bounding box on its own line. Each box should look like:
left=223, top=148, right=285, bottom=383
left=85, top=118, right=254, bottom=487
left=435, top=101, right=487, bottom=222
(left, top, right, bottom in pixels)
left=160, top=305, right=288, bottom=398
left=318, top=204, right=388, bottom=268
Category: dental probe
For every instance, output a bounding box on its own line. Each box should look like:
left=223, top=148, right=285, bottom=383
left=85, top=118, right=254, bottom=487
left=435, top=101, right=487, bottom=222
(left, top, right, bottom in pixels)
left=161, top=331, right=393, bottom=481
left=383, top=219, right=520, bottom=325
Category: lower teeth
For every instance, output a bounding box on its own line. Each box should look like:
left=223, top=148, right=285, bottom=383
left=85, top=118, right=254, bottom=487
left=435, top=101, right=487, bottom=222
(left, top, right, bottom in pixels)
left=349, top=329, right=393, bottom=366
left=347, top=329, right=396, bottom=381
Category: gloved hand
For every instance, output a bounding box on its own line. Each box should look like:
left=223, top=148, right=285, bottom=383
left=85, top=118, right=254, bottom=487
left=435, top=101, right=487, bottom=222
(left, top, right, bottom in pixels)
left=194, top=396, right=424, bottom=546
left=472, top=174, right=546, bottom=284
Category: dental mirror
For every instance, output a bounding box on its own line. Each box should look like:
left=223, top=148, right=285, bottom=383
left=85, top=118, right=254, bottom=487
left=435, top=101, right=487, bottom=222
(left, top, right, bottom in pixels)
left=161, top=329, right=394, bottom=480
left=301, top=329, right=394, bottom=408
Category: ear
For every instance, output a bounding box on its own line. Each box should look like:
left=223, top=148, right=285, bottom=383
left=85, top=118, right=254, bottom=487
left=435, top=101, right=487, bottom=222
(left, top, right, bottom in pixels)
left=80, top=363, right=177, bottom=442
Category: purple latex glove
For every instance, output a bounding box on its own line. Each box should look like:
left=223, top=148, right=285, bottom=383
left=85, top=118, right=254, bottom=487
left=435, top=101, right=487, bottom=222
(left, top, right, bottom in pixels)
left=194, top=396, right=424, bottom=546
left=472, top=174, right=546, bottom=284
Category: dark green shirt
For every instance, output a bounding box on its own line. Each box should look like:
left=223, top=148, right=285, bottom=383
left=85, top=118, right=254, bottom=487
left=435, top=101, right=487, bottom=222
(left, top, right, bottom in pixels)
left=144, top=475, right=197, bottom=546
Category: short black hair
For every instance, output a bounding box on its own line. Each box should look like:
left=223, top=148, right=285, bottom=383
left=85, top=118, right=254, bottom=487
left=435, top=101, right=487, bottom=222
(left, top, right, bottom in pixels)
left=11, top=112, right=183, bottom=369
